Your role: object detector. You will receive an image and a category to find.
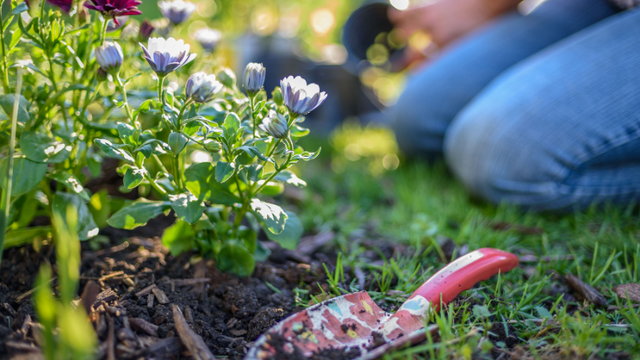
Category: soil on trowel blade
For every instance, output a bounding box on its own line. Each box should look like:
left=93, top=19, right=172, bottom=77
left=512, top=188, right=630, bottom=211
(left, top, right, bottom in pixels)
left=0, top=234, right=331, bottom=360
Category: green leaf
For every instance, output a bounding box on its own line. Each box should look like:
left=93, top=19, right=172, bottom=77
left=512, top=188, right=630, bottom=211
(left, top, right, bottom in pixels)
left=216, top=240, right=255, bottom=277
left=5, top=226, right=50, bottom=248
left=535, top=306, right=553, bottom=319
left=215, top=161, right=235, bottom=183
left=0, top=156, right=46, bottom=196
left=168, top=132, right=188, bottom=155
left=222, top=112, right=240, bottom=140
left=258, top=181, right=284, bottom=196
left=107, top=199, right=170, bottom=230
left=123, top=167, right=145, bottom=189
left=117, top=123, right=138, bottom=145
left=20, top=131, right=71, bottom=163
left=184, top=163, right=240, bottom=206
left=88, top=190, right=111, bottom=229
left=290, top=124, right=310, bottom=138
left=265, top=211, right=302, bottom=250
left=49, top=171, right=90, bottom=200
left=0, top=94, right=30, bottom=123
left=169, top=193, right=205, bottom=224
left=95, top=138, right=135, bottom=162
left=87, top=153, right=102, bottom=177
left=162, top=220, right=195, bottom=256
left=273, top=170, right=306, bottom=187
left=235, top=145, right=274, bottom=164
left=251, top=199, right=287, bottom=235
left=52, top=193, right=99, bottom=240
left=133, top=99, right=153, bottom=119
left=238, top=226, right=257, bottom=253
left=11, top=2, right=28, bottom=16
left=291, top=147, right=321, bottom=162
left=254, top=241, right=271, bottom=262
left=472, top=305, right=492, bottom=319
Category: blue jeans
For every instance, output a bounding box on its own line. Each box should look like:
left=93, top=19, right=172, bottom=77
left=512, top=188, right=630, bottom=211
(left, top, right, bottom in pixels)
left=391, top=0, right=640, bottom=211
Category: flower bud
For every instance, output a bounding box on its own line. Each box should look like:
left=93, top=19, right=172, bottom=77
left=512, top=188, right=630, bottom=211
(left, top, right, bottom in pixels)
left=95, top=41, right=123, bottom=75
left=260, top=110, right=288, bottom=139
left=138, top=19, right=154, bottom=42
left=96, top=67, right=109, bottom=82
left=217, top=68, right=236, bottom=89
left=243, top=63, right=265, bottom=96
left=203, top=139, right=221, bottom=152
left=185, top=72, right=224, bottom=104
left=272, top=86, right=283, bottom=106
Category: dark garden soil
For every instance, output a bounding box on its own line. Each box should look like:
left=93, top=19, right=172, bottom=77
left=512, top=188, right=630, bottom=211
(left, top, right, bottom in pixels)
left=0, top=212, right=419, bottom=360
left=0, top=212, right=537, bottom=360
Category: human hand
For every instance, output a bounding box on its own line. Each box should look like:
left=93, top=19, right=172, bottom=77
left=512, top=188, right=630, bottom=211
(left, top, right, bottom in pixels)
left=389, top=0, right=519, bottom=48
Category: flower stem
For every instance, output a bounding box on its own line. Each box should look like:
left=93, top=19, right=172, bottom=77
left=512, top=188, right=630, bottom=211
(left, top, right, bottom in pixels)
left=101, top=16, right=109, bottom=46
left=249, top=95, right=256, bottom=139
left=176, top=99, right=192, bottom=130
left=144, top=173, right=167, bottom=197
left=266, top=138, right=281, bottom=159
left=254, top=152, right=292, bottom=195
left=173, top=155, right=182, bottom=191
left=0, top=8, right=10, bottom=93
left=115, top=74, right=135, bottom=127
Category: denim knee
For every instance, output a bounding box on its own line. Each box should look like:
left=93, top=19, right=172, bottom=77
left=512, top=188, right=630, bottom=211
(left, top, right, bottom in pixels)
left=443, top=102, right=567, bottom=210
left=390, top=89, right=446, bottom=159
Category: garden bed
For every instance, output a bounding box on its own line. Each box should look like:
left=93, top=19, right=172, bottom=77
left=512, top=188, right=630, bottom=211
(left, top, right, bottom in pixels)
left=0, top=217, right=414, bottom=360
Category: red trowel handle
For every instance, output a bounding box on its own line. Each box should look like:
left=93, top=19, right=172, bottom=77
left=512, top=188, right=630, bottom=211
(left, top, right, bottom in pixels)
left=410, top=248, right=519, bottom=312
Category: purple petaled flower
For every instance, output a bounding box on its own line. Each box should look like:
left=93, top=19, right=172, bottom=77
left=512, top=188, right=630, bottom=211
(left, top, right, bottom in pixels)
left=280, top=76, right=328, bottom=116
left=139, top=37, right=196, bottom=78
left=47, top=0, right=73, bottom=13
left=84, top=0, right=142, bottom=25
left=158, top=0, right=196, bottom=25
left=194, top=28, right=221, bottom=53
left=185, top=72, right=223, bottom=104
left=138, top=20, right=154, bottom=42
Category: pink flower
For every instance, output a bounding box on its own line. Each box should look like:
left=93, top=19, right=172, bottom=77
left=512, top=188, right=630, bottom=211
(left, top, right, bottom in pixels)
left=84, top=0, right=142, bottom=25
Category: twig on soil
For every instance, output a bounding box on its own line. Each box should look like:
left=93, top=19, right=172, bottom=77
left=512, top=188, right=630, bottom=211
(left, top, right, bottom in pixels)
left=171, top=278, right=211, bottom=289
left=99, top=271, right=126, bottom=281
left=84, top=242, right=130, bottom=258
left=194, top=260, right=207, bottom=293
left=136, top=284, right=157, bottom=297
left=16, top=277, right=56, bottom=303
left=94, top=289, right=118, bottom=308
left=147, top=293, right=154, bottom=308
left=107, top=314, right=116, bottom=360
left=80, top=281, right=100, bottom=314
left=172, top=304, right=215, bottom=360
left=152, top=287, right=170, bottom=304
left=565, top=272, right=608, bottom=307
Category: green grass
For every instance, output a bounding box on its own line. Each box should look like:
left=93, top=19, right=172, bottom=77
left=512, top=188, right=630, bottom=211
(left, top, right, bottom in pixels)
left=289, top=125, right=640, bottom=359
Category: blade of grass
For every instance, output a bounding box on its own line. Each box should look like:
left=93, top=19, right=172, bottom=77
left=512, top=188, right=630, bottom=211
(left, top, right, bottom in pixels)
left=0, top=69, right=22, bottom=267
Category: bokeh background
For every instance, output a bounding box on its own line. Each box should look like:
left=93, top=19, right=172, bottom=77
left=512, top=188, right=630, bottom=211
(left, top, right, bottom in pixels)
left=137, top=0, right=414, bottom=134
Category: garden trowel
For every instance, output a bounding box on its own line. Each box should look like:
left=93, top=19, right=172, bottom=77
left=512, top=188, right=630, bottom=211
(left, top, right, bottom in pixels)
left=245, top=248, right=519, bottom=360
